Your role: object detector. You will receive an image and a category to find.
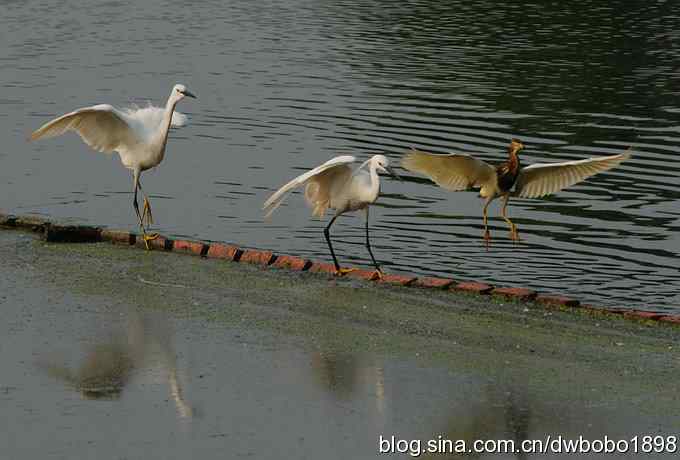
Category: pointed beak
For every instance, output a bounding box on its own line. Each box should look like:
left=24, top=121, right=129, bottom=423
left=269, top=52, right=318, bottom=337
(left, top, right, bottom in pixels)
left=385, top=166, right=401, bottom=181
left=182, top=90, right=197, bottom=99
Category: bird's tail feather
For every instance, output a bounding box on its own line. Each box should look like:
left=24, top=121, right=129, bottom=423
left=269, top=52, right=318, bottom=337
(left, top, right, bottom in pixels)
left=311, top=202, right=328, bottom=218
left=305, top=181, right=329, bottom=218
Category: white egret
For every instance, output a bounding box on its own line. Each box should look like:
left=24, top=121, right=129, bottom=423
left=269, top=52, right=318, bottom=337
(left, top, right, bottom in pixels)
left=402, top=139, right=631, bottom=244
left=29, top=84, right=197, bottom=248
left=263, top=155, right=399, bottom=277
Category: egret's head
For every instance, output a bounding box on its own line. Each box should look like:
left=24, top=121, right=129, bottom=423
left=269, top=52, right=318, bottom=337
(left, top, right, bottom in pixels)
left=509, top=138, right=524, bottom=155
left=372, top=154, right=400, bottom=180
left=171, top=84, right=197, bottom=102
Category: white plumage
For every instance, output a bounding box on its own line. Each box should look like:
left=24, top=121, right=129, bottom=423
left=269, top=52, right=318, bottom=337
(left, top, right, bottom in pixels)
left=263, top=155, right=356, bottom=218
left=29, top=83, right=196, bottom=248
left=513, top=153, right=630, bottom=199
left=30, top=102, right=190, bottom=170
left=401, top=152, right=496, bottom=195
left=124, top=104, right=189, bottom=128
left=264, top=154, right=398, bottom=276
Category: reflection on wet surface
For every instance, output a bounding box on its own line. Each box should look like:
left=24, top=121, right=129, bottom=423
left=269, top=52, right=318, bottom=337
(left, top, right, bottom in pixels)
left=412, top=382, right=536, bottom=460
left=41, top=343, right=133, bottom=400
left=1, top=2, right=679, bottom=311
left=1, top=230, right=678, bottom=459
left=311, top=354, right=680, bottom=460
left=311, top=352, right=386, bottom=419
left=38, top=310, right=193, bottom=417
left=305, top=352, right=677, bottom=460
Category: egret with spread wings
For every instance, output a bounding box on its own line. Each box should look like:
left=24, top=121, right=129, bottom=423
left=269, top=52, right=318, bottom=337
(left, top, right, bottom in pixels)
left=263, top=155, right=399, bottom=277
left=29, top=84, right=197, bottom=249
left=402, top=139, right=631, bottom=244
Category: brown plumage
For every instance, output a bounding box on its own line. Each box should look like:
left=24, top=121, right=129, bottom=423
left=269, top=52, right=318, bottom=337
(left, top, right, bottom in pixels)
left=494, top=138, right=523, bottom=194
left=402, top=139, right=631, bottom=244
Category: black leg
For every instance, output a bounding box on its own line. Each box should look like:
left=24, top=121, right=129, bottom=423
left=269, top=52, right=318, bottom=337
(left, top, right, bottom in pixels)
left=133, top=181, right=143, bottom=228
left=364, top=208, right=381, bottom=273
left=323, top=215, right=341, bottom=271
left=132, top=170, right=147, bottom=237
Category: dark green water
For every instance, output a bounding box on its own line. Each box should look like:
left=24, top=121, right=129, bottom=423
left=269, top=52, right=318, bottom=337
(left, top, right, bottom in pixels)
left=1, top=0, right=678, bottom=311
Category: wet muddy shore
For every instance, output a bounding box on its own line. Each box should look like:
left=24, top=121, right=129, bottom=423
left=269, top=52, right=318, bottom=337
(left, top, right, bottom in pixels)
left=1, top=229, right=678, bottom=459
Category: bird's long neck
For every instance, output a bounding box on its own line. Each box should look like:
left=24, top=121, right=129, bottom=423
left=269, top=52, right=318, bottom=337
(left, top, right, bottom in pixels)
left=507, top=146, right=520, bottom=174
left=495, top=147, right=521, bottom=192
left=155, top=97, right=178, bottom=154
left=366, top=160, right=381, bottom=202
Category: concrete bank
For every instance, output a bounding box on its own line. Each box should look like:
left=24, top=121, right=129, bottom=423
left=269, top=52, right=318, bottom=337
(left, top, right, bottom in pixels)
left=1, top=228, right=679, bottom=459
left=1, top=211, right=679, bottom=325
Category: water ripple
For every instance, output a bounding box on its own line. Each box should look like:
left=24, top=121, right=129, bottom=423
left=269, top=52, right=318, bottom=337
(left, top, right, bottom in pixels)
left=1, top=0, right=678, bottom=312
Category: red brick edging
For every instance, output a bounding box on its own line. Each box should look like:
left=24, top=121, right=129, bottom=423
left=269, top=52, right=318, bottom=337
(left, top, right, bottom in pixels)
left=1, top=212, right=678, bottom=327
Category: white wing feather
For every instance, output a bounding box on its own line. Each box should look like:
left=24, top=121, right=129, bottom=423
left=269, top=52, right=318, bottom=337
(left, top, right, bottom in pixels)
left=514, top=151, right=631, bottom=199
left=30, top=104, right=188, bottom=154
left=263, top=155, right=356, bottom=218
left=401, top=148, right=496, bottom=191
left=29, top=104, right=138, bottom=153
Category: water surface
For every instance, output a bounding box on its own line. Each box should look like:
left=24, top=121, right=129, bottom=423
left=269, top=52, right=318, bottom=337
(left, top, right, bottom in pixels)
left=1, top=0, right=678, bottom=311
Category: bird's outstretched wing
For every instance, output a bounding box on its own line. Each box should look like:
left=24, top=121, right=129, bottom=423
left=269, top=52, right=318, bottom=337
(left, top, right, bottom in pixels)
left=514, top=151, right=631, bottom=199
left=263, top=155, right=356, bottom=218
left=29, top=104, right=138, bottom=153
left=401, top=148, right=496, bottom=191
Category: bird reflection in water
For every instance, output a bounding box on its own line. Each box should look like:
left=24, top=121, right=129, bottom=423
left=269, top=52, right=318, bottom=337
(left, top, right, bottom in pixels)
left=310, top=352, right=386, bottom=422
left=39, top=310, right=194, bottom=418
left=43, top=342, right=133, bottom=400
left=417, top=382, right=533, bottom=460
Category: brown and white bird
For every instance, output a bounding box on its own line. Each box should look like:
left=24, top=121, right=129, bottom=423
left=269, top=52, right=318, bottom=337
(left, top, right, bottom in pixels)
left=402, top=139, right=631, bottom=243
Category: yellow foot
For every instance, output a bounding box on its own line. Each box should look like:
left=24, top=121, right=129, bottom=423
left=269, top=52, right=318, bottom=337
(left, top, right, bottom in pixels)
left=372, top=270, right=384, bottom=281
left=142, top=233, right=159, bottom=250
left=334, top=267, right=357, bottom=276
left=142, top=197, right=154, bottom=226
left=510, top=226, right=520, bottom=242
